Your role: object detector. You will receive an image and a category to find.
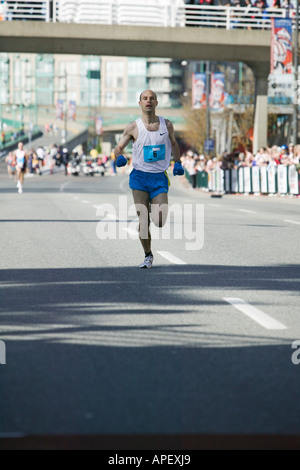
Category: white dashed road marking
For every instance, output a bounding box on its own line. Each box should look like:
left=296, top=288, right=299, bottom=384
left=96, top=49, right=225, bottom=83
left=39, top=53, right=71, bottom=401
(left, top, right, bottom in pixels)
left=238, top=209, right=256, bottom=214
left=157, top=251, right=187, bottom=265
left=224, top=297, right=287, bottom=330
left=284, top=219, right=300, bottom=225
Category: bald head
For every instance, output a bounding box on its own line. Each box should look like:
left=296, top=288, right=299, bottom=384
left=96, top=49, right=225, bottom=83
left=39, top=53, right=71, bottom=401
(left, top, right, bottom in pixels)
left=139, top=90, right=157, bottom=102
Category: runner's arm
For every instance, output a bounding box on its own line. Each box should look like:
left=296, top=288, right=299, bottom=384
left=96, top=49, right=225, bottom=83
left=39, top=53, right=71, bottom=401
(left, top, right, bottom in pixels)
left=114, top=122, right=135, bottom=158
left=166, top=120, right=181, bottom=163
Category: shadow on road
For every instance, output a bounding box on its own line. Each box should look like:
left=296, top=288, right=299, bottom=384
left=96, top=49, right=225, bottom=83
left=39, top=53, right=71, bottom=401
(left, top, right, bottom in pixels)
left=0, top=264, right=299, bottom=449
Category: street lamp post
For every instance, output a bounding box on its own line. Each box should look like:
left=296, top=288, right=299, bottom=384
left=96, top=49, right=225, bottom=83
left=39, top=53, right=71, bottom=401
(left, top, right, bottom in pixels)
left=205, top=60, right=211, bottom=155
left=293, top=0, right=299, bottom=145
left=59, top=69, right=68, bottom=145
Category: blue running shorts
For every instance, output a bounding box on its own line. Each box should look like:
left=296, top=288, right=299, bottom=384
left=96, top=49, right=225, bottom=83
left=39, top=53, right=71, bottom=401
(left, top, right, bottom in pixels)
left=129, top=169, right=170, bottom=200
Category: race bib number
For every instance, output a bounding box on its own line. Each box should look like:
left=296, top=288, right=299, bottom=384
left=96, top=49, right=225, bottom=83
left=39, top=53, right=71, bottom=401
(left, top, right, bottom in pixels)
left=143, top=144, right=166, bottom=163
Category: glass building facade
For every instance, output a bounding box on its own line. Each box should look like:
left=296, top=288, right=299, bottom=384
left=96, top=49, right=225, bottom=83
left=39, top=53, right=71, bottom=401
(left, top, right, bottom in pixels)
left=0, top=53, right=185, bottom=111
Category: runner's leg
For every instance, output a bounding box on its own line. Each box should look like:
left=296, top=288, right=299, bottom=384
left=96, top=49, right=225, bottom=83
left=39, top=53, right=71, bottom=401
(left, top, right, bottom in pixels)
left=150, top=192, right=168, bottom=228
left=132, top=189, right=151, bottom=253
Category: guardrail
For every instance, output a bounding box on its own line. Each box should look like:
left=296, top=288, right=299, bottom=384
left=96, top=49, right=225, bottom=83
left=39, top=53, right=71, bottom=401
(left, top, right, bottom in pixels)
left=0, top=1, right=299, bottom=31
left=0, top=0, right=51, bottom=21
left=185, top=165, right=300, bottom=196
left=183, top=4, right=296, bottom=30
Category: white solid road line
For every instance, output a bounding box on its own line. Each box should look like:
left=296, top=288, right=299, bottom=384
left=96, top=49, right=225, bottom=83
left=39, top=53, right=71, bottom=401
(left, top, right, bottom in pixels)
left=284, top=219, right=300, bottom=225
left=157, top=251, right=187, bottom=265
left=224, top=297, right=287, bottom=330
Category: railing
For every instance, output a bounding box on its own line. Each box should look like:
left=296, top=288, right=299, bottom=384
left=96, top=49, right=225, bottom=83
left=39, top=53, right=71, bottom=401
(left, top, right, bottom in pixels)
left=0, top=0, right=299, bottom=31
left=183, top=4, right=295, bottom=30
left=185, top=165, right=300, bottom=196
left=0, top=1, right=51, bottom=22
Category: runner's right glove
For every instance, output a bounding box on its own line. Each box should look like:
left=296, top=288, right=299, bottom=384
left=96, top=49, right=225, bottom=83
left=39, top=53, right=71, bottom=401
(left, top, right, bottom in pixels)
left=173, top=161, right=184, bottom=176
left=116, top=155, right=127, bottom=167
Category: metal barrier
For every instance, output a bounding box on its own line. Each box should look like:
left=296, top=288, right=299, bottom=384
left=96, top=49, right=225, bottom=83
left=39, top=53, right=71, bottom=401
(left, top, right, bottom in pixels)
left=186, top=166, right=300, bottom=196
left=0, top=0, right=51, bottom=21
left=1, top=1, right=299, bottom=31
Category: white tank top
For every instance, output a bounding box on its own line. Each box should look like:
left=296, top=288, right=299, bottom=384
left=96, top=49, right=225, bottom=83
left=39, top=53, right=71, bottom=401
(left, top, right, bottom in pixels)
left=16, top=149, right=25, bottom=168
left=132, top=116, right=172, bottom=173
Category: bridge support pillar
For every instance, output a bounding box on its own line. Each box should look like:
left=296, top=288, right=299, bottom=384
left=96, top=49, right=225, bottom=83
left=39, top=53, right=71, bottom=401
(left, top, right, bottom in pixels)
left=253, top=75, right=268, bottom=155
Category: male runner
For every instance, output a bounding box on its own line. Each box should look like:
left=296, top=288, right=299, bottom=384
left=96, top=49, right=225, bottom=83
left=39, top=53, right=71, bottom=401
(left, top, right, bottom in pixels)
left=114, top=89, right=184, bottom=268
left=14, top=141, right=27, bottom=194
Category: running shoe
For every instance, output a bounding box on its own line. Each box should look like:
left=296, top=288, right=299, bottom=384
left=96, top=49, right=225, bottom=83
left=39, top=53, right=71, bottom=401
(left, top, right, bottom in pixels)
left=18, top=186, right=23, bottom=194
left=139, top=254, right=153, bottom=269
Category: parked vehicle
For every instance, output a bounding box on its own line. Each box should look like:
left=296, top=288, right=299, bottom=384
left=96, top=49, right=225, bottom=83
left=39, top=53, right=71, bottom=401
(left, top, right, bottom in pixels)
left=69, top=154, right=81, bottom=176
left=82, top=158, right=95, bottom=176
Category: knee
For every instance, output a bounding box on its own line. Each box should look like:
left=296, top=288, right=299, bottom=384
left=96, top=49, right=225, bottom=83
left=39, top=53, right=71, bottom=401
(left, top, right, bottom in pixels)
left=151, top=205, right=168, bottom=227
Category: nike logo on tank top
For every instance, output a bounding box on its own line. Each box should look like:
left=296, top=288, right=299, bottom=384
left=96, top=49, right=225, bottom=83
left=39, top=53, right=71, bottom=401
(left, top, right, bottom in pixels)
left=132, top=117, right=172, bottom=173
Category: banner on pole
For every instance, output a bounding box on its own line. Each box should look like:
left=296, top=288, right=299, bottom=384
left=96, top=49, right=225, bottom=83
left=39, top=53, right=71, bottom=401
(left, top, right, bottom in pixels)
left=56, top=99, right=64, bottom=120
left=270, top=17, right=293, bottom=74
left=210, top=73, right=225, bottom=110
left=192, top=73, right=206, bottom=109
left=95, top=117, right=103, bottom=136
left=68, top=100, right=76, bottom=121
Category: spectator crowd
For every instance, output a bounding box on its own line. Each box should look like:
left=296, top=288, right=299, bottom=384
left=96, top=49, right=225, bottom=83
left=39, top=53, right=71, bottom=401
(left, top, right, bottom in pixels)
left=3, top=141, right=116, bottom=191
left=184, top=0, right=294, bottom=9
left=181, top=143, right=300, bottom=189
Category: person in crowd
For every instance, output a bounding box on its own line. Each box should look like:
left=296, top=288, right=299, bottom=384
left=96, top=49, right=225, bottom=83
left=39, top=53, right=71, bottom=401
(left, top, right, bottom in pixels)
left=27, top=148, right=35, bottom=174
left=49, top=144, right=58, bottom=174
left=55, top=145, right=64, bottom=167
left=114, top=89, right=184, bottom=269
left=254, top=0, right=269, bottom=29
left=185, top=153, right=198, bottom=188
left=32, top=149, right=40, bottom=173
left=282, top=0, right=294, bottom=17
left=254, top=146, right=269, bottom=166
left=62, top=148, right=69, bottom=175
left=36, top=145, right=45, bottom=175
left=270, top=0, right=281, bottom=8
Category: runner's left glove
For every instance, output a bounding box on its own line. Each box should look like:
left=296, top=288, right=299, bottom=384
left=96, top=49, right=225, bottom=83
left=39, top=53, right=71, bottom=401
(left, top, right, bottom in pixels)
left=173, top=161, right=184, bottom=176
left=116, top=155, right=127, bottom=167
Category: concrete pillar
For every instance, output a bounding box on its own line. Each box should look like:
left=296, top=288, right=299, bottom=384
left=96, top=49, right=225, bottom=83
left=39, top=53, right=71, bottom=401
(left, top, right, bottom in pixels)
left=253, top=75, right=269, bottom=155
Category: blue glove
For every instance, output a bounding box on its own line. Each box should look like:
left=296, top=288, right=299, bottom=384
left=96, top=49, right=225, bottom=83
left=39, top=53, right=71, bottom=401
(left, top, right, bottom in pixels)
left=116, top=155, right=127, bottom=167
left=173, top=161, right=184, bottom=176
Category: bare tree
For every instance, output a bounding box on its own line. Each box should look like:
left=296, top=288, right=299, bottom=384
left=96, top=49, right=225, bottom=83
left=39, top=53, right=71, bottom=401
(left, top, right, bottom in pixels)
left=180, top=99, right=207, bottom=154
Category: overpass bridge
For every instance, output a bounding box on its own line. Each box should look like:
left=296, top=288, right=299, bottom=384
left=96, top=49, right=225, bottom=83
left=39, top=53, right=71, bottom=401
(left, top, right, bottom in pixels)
left=0, top=8, right=296, bottom=153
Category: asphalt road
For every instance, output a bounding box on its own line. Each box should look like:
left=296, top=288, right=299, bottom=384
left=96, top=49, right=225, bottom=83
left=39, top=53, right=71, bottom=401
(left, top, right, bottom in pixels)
left=0, top=163, right=300, bottom=450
